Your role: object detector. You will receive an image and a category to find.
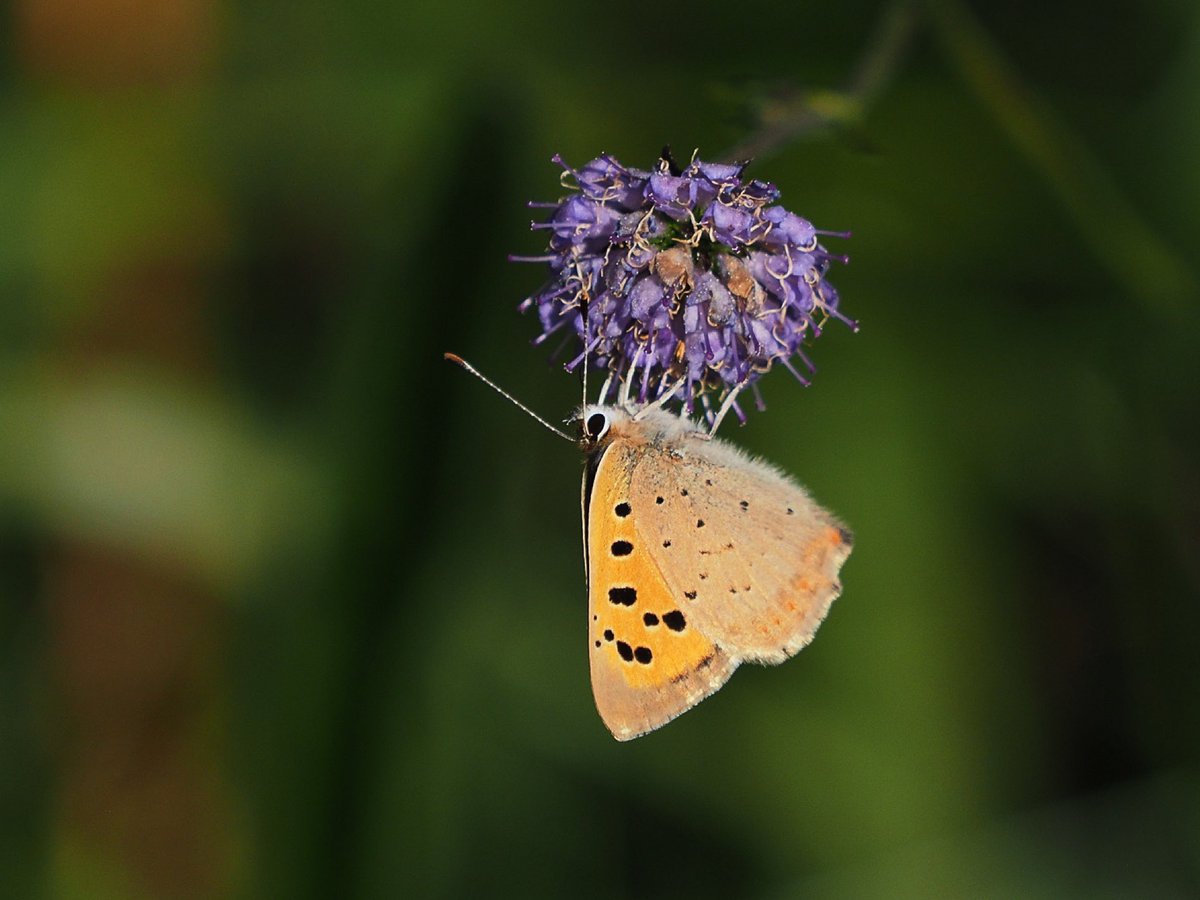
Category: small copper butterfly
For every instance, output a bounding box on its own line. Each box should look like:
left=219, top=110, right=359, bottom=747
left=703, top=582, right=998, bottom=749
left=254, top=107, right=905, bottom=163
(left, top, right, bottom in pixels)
left=446, top=354, right=853, bottom=741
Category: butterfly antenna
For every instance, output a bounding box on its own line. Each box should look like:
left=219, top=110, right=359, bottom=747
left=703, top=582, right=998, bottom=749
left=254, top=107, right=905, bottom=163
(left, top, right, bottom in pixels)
left=444, top=353, right=574, bottom=442
left=580, top=271, right=591, bottom=408
left=581, top=326, right=589, bottom=408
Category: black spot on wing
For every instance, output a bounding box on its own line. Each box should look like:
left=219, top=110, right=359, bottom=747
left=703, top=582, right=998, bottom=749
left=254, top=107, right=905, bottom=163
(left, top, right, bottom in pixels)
left=617, top=641, right=634, bottom=662
left=611, top=540, right=633, bottom=556
left=614, top=502, right=631, bottom=517
left=663, top=610, right=686, bottom=631
left=608, top=586, right=637, bottom=606
left=634, top=646, right=653, bottom=664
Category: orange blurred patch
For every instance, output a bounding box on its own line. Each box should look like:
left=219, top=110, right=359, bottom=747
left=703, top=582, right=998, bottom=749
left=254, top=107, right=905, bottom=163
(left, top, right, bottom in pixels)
left=16, top=0, right=218, bottom=86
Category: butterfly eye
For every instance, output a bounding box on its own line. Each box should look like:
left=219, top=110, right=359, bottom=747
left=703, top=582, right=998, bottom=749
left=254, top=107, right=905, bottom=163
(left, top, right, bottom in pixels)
left=585, top=412, right=610, bottom=441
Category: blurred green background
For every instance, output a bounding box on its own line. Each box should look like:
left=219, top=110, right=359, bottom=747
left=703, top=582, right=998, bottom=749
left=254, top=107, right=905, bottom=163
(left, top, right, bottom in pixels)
left=2, top=0, right=1199, bottom=897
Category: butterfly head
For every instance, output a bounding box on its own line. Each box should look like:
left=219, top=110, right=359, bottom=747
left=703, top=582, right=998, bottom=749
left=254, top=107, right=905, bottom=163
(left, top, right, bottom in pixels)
left=576, top=403, right=704, bottom=457
left=577, top=405, right=629, bottom=454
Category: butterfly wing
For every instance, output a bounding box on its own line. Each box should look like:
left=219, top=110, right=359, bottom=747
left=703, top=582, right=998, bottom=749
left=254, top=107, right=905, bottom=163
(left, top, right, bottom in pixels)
left=627, top=432, right=852, bottom=665
left=586, top=438, right=737, bottom=741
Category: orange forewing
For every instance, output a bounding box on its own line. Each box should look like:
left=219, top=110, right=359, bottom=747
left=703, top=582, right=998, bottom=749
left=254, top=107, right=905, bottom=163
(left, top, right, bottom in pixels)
left=586, top=440, right=735, bottom=741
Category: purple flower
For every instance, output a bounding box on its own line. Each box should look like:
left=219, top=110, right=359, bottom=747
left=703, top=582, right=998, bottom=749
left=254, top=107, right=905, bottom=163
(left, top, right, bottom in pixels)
left=516, top=152, right=856, bottom=423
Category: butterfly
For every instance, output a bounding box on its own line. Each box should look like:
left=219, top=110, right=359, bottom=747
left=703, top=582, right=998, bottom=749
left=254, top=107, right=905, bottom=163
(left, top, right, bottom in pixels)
left=446, top=354, right=853, bottom=741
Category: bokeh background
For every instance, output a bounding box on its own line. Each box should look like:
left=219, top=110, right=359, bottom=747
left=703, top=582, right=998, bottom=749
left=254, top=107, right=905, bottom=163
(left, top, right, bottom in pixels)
left=2, top=0, right=1199, bottom=897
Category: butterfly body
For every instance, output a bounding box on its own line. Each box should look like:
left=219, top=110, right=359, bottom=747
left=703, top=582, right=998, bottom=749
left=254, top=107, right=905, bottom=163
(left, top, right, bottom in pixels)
left=580, top=404, right=852, bottom=741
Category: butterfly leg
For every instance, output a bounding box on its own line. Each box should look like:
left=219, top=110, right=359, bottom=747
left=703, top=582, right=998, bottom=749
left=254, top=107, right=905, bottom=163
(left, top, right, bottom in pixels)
left=618, top=353, right=640, bottom=407
left=704, top=384, right=746, bottom=437
left=631, top=376, right=687, bottom=421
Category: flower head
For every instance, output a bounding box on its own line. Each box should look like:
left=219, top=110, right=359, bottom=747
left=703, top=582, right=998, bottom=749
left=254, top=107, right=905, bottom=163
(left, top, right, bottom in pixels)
left=516, top=152, right=855, bottom=424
